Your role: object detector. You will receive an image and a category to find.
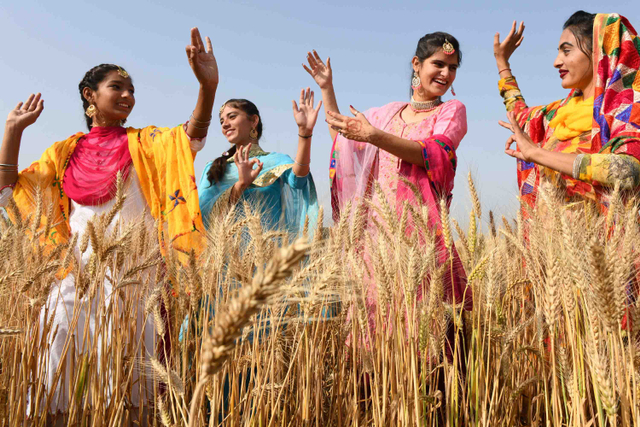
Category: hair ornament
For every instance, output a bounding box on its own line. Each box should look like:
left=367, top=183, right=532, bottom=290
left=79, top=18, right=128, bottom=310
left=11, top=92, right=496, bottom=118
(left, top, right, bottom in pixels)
left=442, top=39, right=455, bottom=55
left=117, top=66, right=129, bottom=78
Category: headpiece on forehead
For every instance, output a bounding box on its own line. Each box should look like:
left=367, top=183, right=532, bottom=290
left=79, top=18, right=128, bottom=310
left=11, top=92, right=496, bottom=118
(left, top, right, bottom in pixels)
left=442, top=39, right=455, bottom=55
left=117, top=66, right=129, bottom=78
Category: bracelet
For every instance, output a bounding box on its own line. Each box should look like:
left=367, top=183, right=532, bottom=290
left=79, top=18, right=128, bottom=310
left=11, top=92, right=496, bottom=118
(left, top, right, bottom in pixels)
left=498, top=68, right=512, bottom=75
left=298, top=134, right=312, bottom=139
left=572, top=153, right=585, bottom=179
left=294, top=160, right=310, bottom=166
left=0, top=183, right=15, bottom=192
left=188, top=120, right=210, bottom=130
left=190, top=112, right=212, bottom=125
left=0, top=163, right=18, bottom=167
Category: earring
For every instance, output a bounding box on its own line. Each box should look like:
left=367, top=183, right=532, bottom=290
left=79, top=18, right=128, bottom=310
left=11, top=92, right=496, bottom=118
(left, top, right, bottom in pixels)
left=85, top=104, right=97, bottom=118
left=451, top=86, right=456, bottom=96
left=249, top=128, right=258, bottom=140
left=411, top=71, right=421, bottom=90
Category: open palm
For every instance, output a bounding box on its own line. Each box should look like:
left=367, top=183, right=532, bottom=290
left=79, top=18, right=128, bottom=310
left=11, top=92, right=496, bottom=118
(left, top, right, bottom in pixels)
left=303, top=50, right=332, bottom=89
left=293, top=88, right=322, bottom=134
left=7, top=93, right=44, bottom=131
left=186, top=27, right=219, bottom=87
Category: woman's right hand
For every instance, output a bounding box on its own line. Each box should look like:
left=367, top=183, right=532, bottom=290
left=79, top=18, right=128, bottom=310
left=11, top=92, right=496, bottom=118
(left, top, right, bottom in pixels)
left=6, top=93, right=44, bottom=131
left=303, top=50, right=333, bottom=89
left=493, top=21, right=525, bottom=69
left=234, top=143, right=263, bottom=189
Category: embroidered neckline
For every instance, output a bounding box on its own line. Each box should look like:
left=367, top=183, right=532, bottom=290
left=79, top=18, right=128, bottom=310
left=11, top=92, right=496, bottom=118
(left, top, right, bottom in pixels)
left=226, top=144, right=269, bottom=162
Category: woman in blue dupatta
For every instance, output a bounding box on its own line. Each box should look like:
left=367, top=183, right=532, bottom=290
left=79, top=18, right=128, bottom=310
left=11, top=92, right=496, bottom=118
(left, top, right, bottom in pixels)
left=199, top=89, right=321, bottom=234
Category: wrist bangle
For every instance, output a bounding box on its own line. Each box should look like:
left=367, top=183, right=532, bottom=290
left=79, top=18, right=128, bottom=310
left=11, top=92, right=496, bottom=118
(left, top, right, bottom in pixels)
left=0, top=163, right=18, bottom=167
left=294, top=160, right=310, bottom=166
left=298, top=134, right=312, bottom=139
left=188, top=120, right=210, bottom=130
left=498, top=68, right=512, bottom=75
left=190, top=112, right=212, bottom=125
left=573, top=153, right=585, bottom=179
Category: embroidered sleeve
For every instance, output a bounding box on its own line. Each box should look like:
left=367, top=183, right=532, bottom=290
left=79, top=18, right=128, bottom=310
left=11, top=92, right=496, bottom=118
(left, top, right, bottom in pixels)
left=499, top=76, right=531, bottom=121
left=574, top=153, right=640, bottom=189
left=183, top=122, right=207, bottom=152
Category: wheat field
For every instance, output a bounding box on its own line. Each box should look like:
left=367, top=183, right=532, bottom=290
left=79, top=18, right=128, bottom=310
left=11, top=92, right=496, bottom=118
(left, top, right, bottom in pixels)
left=0, top=173, right=639, bottom=426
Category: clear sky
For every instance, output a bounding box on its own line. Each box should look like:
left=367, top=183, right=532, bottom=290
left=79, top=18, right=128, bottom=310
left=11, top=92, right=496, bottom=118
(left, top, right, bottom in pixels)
left=1, top=1, right=639, bottom=225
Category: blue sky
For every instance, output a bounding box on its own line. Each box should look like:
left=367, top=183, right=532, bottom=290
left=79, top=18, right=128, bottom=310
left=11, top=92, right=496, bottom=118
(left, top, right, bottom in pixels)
left=2, top=1, right=639, bottom=225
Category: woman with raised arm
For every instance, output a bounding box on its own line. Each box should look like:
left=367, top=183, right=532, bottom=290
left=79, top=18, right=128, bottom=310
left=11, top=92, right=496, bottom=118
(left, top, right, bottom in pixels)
left=198, top=88, right=320, bottom=236
left=494, top=12, right=640, bottom=212
left=0, top=28, right=218, bottom=413
left=304, top=34, right=472, bottom=349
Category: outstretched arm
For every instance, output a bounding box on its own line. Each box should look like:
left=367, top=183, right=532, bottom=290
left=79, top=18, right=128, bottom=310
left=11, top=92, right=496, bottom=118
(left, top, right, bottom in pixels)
left=292, top=87, right=323, bottom=177
left=326, top=106, right=426, bottom=167
left=502, top=112, right=575, bottom=175
left=0, top=93, right=45, bottom=187
left=185, top=27, right=219, bottom=139
left=494, top=20, right=525, bottom=81
left=303, top=50, right=339, bottom=142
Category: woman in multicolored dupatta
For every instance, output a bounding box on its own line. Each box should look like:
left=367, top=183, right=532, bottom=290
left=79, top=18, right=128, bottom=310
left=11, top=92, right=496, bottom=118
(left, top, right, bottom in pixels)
left=494, top=11, right=640, bottom=212
left=198, top=89, right=320, bottom=236
left=304, top=33, right=472, bottom=350
left=0, top=28, right=217, bottom=413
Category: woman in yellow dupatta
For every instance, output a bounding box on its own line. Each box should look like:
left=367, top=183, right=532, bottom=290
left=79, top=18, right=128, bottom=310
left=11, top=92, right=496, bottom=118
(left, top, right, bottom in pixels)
left=0, top=28, right=217, bottom=414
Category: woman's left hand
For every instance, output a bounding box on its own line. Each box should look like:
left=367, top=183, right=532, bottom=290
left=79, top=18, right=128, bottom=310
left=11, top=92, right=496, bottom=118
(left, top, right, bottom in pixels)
left=500, top=111, right=539, bottom=162
left=293, top=87, right=323, bottom=136
left=326, top=106, right=376, bottom=142
left=186, top=27, right=219, bottom=88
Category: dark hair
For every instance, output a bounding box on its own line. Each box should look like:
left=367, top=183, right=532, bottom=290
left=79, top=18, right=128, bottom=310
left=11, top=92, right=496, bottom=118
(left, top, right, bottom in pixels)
left=563, top=11, right=597, bottom=59
left=79, top=64, right=131, bottom=130
left=410, top=32, right=462, bottom=96
left=206, top=99, right=263, bottom=185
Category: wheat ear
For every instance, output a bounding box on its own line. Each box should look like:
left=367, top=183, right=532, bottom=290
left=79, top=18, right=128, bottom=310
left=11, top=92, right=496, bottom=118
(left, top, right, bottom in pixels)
left=188, top=238, right=309, bottom=425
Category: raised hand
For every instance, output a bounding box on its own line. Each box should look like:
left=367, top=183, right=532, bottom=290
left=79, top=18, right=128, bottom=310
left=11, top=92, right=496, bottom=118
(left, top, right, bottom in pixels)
left=186, top=27, right=219, bottom=88
left=326, top=106, right=376, bottom=143
left=293, top=88, right=323, bottom=136
left=6, top=93, right=44, bottom=131
left=303, top=50, right=333, bottom=89
left=501, top=112, right=538, bottom=161
left=494, top=21, right=525, bottom=69
left=234, top=143, right=263, bottom=188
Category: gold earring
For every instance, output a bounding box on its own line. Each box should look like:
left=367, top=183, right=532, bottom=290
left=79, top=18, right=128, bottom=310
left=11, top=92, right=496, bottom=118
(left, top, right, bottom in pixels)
left=85, top=104, right=97, bottom=118
left=411, top=71, right=421, bottom=90
left=249, top=128, right=258, bottom=140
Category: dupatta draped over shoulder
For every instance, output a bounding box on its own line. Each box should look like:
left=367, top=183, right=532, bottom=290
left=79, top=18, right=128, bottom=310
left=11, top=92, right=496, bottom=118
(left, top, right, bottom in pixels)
left=10, top=124, right=205, bottom=270
left=329, top=100, right=471, bottom=311
left=198, top=150, right=319, bottom=237
left=502, top=13, right=640, bottom=210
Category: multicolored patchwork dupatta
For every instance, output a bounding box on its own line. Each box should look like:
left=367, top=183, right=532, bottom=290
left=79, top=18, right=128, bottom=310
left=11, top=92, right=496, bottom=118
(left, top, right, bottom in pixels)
left=10, top=124, right=205, bottom=275
left=509, top=13, right=640, bottom=210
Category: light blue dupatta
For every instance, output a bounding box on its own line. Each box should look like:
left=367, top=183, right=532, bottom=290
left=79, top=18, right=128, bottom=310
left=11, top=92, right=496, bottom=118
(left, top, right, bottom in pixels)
left=198, top=149, right=319, bottom=236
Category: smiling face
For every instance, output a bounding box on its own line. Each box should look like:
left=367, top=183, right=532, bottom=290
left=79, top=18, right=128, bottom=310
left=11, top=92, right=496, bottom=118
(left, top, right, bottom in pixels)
left=83, top=70, right=135, bottom=125
left=219, top=105, right=259, bottom=145
left=413, top=50, right=459, bottom=100
left=554, top=28, right=594, bottom=95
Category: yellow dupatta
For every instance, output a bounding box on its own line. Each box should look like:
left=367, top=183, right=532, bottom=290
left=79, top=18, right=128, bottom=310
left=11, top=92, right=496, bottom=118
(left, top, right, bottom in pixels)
left=9, top=124, right=205, bottom=275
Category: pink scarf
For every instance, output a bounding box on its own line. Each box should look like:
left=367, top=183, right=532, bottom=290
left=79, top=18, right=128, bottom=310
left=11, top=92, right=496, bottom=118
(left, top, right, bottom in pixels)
left=63, top=126, right=132, bottom=206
